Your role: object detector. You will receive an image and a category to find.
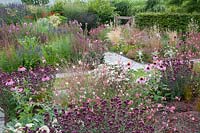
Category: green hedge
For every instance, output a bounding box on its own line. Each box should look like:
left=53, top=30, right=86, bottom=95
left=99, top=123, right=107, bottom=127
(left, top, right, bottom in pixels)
left=135, top=13, right=200, bottom=32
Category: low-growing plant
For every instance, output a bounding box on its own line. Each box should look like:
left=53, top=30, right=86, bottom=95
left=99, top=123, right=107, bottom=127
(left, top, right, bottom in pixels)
left=27, top=97, right=155, bottom=133
left=0, top=66, right=55, bottom=123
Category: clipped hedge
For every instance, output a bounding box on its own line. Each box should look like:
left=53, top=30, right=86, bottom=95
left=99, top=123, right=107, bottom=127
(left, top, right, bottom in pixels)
left=135, top=13, right=200, bottom=32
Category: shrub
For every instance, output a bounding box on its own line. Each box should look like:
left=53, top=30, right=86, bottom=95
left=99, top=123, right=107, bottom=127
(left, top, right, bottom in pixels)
left=113, top=1, right=131, bottom=16
left=88, top=0, right=116, bottom=24
left=135, top=13, right=200, bottom=32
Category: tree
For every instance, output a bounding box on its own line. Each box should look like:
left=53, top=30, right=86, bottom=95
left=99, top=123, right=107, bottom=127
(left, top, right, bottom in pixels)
left=168, top=0, right=200, bottom=13
left=21, top=0, right=49, bottom=5
left=145, top=0, right=166, bottom=12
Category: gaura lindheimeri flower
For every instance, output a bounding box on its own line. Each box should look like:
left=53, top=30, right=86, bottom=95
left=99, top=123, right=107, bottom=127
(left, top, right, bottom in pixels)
left=18, top=66, right=26, bottom=72
left=136, top=77, right=147, bottom=84
left=42, top=75, right=50, bottom=82
left=5, top=79, right=15, bottom=86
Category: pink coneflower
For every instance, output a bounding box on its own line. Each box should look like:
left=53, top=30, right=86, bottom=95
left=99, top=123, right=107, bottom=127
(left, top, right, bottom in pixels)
left=153, top=55, right=158, bottom=60
left=18, top=66, right=26, bottom=72
left=10, top=86, right=17, bottom=91
left=42, top=75, right=50, bottom=82
left=157, top=65, right=166, bottom=71
left=144, top=65, right=151, bottom=72
left=127, top=62, right=131, bottom=69
left=5, top=79, right=15, bottom=86
left=136, top=77, right=147, bottom=84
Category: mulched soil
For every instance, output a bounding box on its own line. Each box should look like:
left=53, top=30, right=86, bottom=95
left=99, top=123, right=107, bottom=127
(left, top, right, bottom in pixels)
left=154, top=100, right=200, bottom=133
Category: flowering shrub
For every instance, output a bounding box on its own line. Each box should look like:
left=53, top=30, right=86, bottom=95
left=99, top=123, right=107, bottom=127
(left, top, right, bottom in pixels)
left=27, top=97, right=154, bottom=132
left=0, top=66, right=55, bottom=123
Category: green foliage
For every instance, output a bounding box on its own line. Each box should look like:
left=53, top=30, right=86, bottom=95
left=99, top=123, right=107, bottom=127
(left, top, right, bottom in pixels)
left=0, top=47, right=21, bottom=72
left=168, top=0, right=200, bottom=13
left=113, top=1, right=132, bottom=16
left=88, top=0, right=116, bottom=23
left=22, top=0, right=49, bottom=5
left=145, top=0, right=166, bottom=12
left=17, top=36, right=43, bottom=69
left=43, top=36, right=74, bottom=66
left=135, top=13, right=200, bottom=32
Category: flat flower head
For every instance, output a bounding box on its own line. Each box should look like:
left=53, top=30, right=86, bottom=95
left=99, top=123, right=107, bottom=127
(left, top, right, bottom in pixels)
left=18, top=66, right=26, bottom=72
left=5, top=79, right=15, bottom=86
left=42, top=75, right=50, bottom=82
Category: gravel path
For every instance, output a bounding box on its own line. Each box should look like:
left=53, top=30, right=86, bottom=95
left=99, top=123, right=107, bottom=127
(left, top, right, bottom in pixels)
left=0, top=110, right=4, bottom=133
left=56, top=52, right=146, bottom=78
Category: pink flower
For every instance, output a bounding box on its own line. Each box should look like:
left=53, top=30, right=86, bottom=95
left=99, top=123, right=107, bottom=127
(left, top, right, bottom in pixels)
left=5, top=79, right=15, bottom=86
left=157, top=65, right=166, bottom=71
left=17, top=88, right=24, bottom=93
left=18, top=66, right=26, bottom=72
left=128, top=100, right=133, bottom=105
left=42, top=75, right=50, bottom=82
left=153, top=55, right=158, bottom=60
left=169, top=106, right=176, bottom=113
left=10, top=87, right=17, bottom=91
left=157, top=104, right=163, bottom=108
left=29, top=23, right=33, bottom=27
left=144, top=65, right=151, bottom=72
left=135, top=93, right=141, bottom=98
left=136, top=77, right=147, bottom=84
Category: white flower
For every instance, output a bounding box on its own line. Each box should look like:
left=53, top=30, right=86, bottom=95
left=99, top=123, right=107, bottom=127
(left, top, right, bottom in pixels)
left=38, top=125, right=50, bottom=133
left=14, top=123, right=22, bottom=128
left=26, top=123, right=34, bottom=128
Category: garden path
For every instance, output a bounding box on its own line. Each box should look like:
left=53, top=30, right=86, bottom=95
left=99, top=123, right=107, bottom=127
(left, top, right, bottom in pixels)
left=0, top=110, right=4, bottom=133
left=56, top=52, right=146, bottom=78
